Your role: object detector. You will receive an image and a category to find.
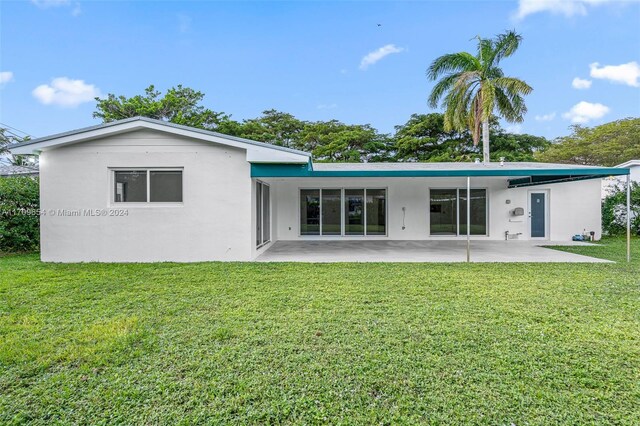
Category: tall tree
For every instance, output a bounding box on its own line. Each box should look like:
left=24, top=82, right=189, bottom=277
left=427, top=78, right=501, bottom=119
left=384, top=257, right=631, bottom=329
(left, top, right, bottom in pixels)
left=537, top=118, right=640, bottom=166
left=427, top=31, right=532, bottom=163
left=393, top=113, right=472, bottom=162
left=393, top=113, right=548, bottom=162
left=301, top=120, right=392, bottom=162
left=489, top=129, right=549, bottom=162
left=93, top=85, right=233, bottom=131
left=235, top=110, right=306, bottom=149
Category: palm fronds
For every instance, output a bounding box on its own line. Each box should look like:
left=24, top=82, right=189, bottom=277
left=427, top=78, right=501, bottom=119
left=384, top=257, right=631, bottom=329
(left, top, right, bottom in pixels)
left=426, top=30, right=531, bottom=153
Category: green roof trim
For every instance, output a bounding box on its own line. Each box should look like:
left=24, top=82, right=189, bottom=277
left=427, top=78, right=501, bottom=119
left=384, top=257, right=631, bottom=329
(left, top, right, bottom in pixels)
left=251, top=163, right=629, bottom=179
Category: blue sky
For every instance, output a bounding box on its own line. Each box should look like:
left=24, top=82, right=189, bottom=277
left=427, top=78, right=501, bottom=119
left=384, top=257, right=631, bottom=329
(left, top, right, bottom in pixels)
left=1, top=0, right=639, bottom=141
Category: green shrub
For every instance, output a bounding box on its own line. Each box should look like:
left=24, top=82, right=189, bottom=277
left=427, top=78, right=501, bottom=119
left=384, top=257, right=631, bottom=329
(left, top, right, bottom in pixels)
left=602, top=181, right=640, bottom=236
left=0, top=176, right=40, bottom=252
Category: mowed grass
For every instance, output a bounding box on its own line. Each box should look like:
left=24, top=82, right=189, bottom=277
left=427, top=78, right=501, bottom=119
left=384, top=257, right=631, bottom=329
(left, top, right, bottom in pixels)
left=1, top=239, right=639, bottom=424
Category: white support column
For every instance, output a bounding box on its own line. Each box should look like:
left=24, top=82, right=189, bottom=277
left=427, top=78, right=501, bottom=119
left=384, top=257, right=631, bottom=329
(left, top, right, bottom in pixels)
left=467, top=176, right=471, bottom=263
left=627, top=174, right=631, bottom=263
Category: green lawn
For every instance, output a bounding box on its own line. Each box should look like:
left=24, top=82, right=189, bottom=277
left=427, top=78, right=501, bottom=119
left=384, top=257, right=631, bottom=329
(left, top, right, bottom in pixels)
left=1, top=238, right=639, bottom=424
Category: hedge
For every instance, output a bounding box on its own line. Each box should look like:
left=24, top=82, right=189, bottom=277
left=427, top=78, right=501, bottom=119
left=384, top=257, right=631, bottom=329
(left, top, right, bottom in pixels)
left=0, top=176, right=40, bottom=252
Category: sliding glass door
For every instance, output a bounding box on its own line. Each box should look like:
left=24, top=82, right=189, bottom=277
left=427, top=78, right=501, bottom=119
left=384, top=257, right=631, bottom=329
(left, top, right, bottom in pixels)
left=256, top=182, right=271, bottom=246
left=300, top=189, right=320, bottom=235
left=366, top=189, right=386, bottom=235
left=322, top=189, right=342, bottom=235
left=430, top=189, right=458, bottom=235
left=430, top=188, right=487, bottom=236
left=300, top=188, right=386, bottom=236
left=459, top=189, right=487, bottom=236
left=344, top=189, right=365, bottom=235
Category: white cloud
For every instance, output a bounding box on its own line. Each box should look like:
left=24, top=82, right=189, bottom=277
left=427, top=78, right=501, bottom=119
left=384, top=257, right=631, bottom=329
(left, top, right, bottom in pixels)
left=589, top=61, right=640, bottom=87
left=572, top=77, right=592, bottom=89
left=0, top=71, right=14, bottom=84
left=317, top=103, right=338, bottom=110
left=31, top=0, right=71, bottom=8
left=31, top=0, right=81, bottom=17
left=514, top=0, right=618, bottom=20
left=535, top=112, right=556, bottom=121
left=32, top=77, right=101, bottom=107
left=359, top=44, right=405, bottom=70
left=562, top=101, right=610, bottom=124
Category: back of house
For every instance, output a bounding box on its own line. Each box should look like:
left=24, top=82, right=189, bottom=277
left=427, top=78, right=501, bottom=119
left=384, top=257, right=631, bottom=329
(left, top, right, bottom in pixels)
left=10, top=117, right=628, bottom=262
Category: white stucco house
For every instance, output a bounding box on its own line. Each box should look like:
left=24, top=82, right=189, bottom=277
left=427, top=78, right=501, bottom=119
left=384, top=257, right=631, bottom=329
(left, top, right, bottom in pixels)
left=9, top=117, right=630, bottom=262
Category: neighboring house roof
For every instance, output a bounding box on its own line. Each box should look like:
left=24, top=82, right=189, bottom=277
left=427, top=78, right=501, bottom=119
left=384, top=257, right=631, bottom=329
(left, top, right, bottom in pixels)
left=9, top=116, right=311, bottom=164
left=0, top=163, right=39, bottom=177
left=615, top=159, right=640, bottom=169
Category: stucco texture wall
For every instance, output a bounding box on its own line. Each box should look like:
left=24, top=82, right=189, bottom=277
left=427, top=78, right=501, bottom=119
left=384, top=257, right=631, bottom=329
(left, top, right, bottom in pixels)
left=268, top=177, right=602, bottom=242
left=39, top=129, right=253, bottom=262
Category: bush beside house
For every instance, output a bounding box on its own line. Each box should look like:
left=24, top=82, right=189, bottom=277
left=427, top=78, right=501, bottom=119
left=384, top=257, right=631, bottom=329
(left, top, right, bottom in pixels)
left=0, top=176, right=40, bottom=253
left=602, top=182, right=640, bottom=236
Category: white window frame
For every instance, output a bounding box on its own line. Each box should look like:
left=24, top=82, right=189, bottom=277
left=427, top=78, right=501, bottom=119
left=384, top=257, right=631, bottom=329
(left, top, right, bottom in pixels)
left=428, top=187, right=489, bottom=237
left=298, top=187, right=388, bottom=237
left=110, top=168, right=184, bottom=207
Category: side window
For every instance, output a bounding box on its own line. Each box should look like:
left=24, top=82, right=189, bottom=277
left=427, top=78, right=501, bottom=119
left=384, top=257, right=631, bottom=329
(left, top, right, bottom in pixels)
left=113, top=169, right=183, bottom=203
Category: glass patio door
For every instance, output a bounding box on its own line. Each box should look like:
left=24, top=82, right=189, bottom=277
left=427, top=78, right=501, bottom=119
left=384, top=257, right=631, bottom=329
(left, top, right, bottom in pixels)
left=300, top=188, right=386, bottom=236
left=430, top=188, right=487, bottom=236
left=430, top=189, right=458, bottom=235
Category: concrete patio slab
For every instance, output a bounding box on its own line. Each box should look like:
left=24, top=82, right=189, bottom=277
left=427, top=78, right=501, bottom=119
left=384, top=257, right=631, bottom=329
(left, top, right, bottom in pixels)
left=256, top=240, right=611, bottom=263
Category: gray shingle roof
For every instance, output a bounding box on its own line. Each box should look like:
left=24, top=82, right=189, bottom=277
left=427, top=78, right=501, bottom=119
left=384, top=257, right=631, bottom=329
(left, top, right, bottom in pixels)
left=0, top=163, right=39, bottom=177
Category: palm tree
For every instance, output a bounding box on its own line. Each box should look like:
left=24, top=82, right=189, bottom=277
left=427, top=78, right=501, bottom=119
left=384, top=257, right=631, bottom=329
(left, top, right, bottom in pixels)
left=427, top=31, right=532, bottom=163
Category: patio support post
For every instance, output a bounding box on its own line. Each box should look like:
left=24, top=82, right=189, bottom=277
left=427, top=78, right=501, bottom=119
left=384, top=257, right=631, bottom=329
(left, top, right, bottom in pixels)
left=627, top=174, right=631, bottom=262
left=466, top=176, right=471, bottom=263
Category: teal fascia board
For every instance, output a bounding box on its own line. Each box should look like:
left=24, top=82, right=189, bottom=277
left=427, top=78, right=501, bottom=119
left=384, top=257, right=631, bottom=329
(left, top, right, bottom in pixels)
left=251, top=163, right=630, bottom=179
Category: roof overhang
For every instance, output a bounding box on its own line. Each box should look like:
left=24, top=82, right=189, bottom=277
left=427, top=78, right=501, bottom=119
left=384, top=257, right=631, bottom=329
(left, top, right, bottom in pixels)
left=507, top=174, right=615, bottom=188
left=252, top=163, right=629, bottom=185
left=9, top=117, right=311, bottom=164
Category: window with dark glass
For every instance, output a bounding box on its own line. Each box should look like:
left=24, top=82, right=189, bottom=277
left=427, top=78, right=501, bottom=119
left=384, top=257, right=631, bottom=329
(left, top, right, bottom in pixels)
left=114, top=171, right=148, bottom=202
left=150, top=171, right=182, bottom=202
left=114, top=169, right=182, bottom=203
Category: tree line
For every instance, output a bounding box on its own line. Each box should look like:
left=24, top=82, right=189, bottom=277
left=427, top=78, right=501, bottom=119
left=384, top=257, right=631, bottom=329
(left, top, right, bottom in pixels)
left=91, top=84, right=550, bottom=163
left=1, top=83, right=637, bottom=166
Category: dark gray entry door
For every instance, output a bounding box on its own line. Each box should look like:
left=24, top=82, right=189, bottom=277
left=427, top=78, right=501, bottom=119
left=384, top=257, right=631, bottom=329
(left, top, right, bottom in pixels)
left=530, top=192, right=546, bottom=238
